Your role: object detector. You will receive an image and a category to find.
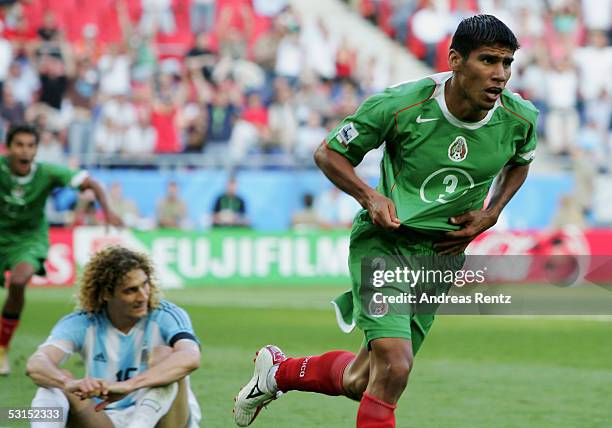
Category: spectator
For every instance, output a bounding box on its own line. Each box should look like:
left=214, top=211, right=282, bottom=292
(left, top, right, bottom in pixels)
left=410, top=0, right=451, bottom=67
left=94, top=93, right=137, bottom=154
left=315, top=186, right=361, bottom=229
left=544, top=56, right=579, bottom=155
left=228, top=91, right=269, bottom=163
left=191, top=0, right=216, bottom=34
left=124, top=110, right=157, bottom=157
left=108, top=181, right=141, bottom=227
left=36, top=130, right=65, bottom=165
left=295, top=110, right=327, bottom=163
left=335, top=36, right=356, bottom=82
left=212, top=176, right=249, bottom=227
left=140, top=0, right=176, bottom=35
left=581, top=0, right=611, bottom=32
left=253, top=17, right=285, bottom=77
left=275, top=26, right=303, bottom=84
left=5, top=60, right=40, bottom=106
left=0, top=86, right=25, bottom=127
left=574, top=30, right=612, bottom=114
left=65, top=58, right=98, bottom=155
left=157, top=181, right=188, bottom=229
left=38, top=56, right=68, bottom=111
left=253, top=0, right=288, bottom=17
left=179, top=101, right=208, bottom=153
left=292, top=193, right=323, bottom=230
left=36, top=10, right=62, bottom=59
left=301, top=17, right=337, bottom=81
left=0, top=22, right=14, bottom=96
left=550, top=193, right=587, bottom=230
left=98, top=43, right=131, bottom=97
left=68, top=189, right=103, bottom=227
left=267, top=77, right=298, bottom=153
left=217, top=0, right=254, bottom=59
left=201, top=80, right=241, bottom=147
left=185, top=32, right=217, bottom=83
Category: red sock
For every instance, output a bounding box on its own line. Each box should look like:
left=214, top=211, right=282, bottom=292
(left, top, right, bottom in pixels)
left=357, top=393, right=396, bottom=428
left=0, top=316, right=20, bottom=348
left=275, top=350, right=355, bottom=396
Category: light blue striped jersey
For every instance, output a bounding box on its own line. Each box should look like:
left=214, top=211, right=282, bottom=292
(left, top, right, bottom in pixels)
left=43, top=299, right=199, bottom=410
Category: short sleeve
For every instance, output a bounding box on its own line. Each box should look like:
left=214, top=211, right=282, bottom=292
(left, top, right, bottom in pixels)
left=506, top=99, right=539, bottom=166
left=156, top=301, right=200, bottom=347
left=45, top=163, right=89, bottom=188
left=325, top=92, right=394, bottom=166
left=41, top=312, right=89, bottom=356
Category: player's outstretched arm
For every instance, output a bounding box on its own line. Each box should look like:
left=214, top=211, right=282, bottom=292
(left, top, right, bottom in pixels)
left=26, top=345, right=110, bottom=401
left=96, top=340, right=200, bottom=410
left=80, top=177, right=124, bottom=227
left=314, top=143, right=400, bottom=230
left=435, top=164, right=530, bottom=255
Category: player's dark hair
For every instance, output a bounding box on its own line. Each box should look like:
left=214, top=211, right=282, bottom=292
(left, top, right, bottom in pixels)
left=6, top=123, right=39, bottom=147
left=450, top=14, right=519, bottom=58
left=79, top=246, right=161, bottom=313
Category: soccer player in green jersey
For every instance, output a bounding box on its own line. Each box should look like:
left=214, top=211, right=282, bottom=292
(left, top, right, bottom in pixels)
left=234, top=15, right=537, bottom=427
left=0, top=123, right=123, bottom=375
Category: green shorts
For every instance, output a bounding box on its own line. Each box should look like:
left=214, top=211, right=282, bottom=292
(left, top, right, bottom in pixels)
left=332, top=211, right=463, bottom=354
left=0, top=237, right=48, bottom=276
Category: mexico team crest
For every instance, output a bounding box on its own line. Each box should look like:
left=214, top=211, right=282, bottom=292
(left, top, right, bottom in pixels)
left=448, top=136, right=468, bottom=162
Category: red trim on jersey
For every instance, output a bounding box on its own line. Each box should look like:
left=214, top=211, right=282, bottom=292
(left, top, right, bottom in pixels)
left=393, top=84, right=437, bottom=133
left=390, top=85, right=436, bottom=193
left=500, top=97, right=531, bottom=126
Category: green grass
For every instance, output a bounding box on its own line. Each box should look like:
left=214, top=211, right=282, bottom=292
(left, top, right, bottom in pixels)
left=1, top=287, right=612, bottom=427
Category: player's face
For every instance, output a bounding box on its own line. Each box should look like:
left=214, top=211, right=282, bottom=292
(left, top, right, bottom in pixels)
left=7, top=132, right=38, bottom=176
left=450, top=44, right=514, bottom=113
left=107, top=269, right=151, bottom=324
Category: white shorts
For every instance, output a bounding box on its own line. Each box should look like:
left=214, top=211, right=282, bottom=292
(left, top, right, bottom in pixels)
left=105, top=406, right=136, bottom=427
left=105, top=379, right=201, bottom=428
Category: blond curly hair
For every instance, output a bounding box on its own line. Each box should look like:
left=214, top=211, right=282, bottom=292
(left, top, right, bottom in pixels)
left=78, top=246, right=161, bottom=313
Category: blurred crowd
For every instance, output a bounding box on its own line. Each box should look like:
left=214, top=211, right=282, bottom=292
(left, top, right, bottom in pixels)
left=352, top=0, right=612, bottom=227
left=355, top=0, right=612, bottom=162
left=0, top=0, right=389, bottom=168
left=0, top=0, right=609, bottom=228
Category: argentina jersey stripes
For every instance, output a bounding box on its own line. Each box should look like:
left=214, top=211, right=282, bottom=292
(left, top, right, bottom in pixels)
left=41, top=300, right=199, bottom=410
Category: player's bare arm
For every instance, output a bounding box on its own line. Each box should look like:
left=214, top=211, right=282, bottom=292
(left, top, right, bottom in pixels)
left=96, top=339, right=200, bottom=410
left=314, top=143, right=400, bottom=230
left=435, top=164, right=530, bottom=254
left=26, top=346, right=109, bottom=398
left=79, top=177, right=124, bottom=227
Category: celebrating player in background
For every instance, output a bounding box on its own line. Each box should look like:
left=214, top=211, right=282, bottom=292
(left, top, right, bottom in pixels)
left=26, top=246, right=202, bottom=428
left=0, top=123, right=123, bottom=375
left=234, top=15, right=537, bottom=427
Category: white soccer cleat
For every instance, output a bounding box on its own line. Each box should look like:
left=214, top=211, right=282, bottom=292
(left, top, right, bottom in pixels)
left=0, top=346, right=10, bottom=376
left=233, top=345, right=286, bottom=427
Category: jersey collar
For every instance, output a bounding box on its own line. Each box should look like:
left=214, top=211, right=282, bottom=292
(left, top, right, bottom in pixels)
left=1, top=160, right=38, bottom=184
left=430, top=71, right=500, bottom=130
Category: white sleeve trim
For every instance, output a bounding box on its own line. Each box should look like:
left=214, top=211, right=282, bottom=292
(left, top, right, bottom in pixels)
left=331, top=300, right=356, bottom=334
left=37, top=342, right=74, bottom=365
left=70, top=170, right=89, bottom=188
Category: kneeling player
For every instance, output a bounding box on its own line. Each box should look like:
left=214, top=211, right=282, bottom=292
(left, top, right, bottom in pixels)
left=26, top=246, right=202, bottom=428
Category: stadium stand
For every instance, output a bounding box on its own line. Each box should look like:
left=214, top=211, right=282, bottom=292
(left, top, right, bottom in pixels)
left=0, top=0, right=609, bottom=229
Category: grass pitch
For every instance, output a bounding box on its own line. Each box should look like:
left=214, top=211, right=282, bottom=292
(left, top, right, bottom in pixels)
left=1, top=286, right=611, bottom=427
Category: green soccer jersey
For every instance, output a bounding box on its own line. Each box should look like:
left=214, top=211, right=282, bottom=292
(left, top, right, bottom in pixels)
left=326, top=72, right=538, bottom=234
left=0, top=156, right=88, bottom=244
